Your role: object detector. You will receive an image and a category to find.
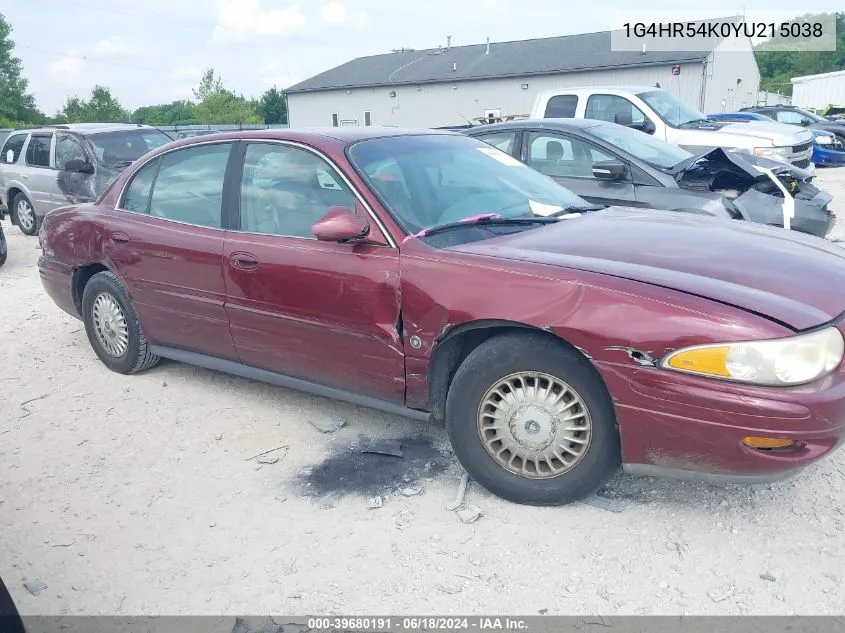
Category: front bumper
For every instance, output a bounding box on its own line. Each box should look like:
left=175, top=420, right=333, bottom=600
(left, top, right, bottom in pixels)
left=813, top=146, right=845, bottom=166
left=595, top=353, right=845, bottom=483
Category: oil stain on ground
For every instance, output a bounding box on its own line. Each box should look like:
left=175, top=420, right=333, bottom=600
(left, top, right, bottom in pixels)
left=296, top=435, right=453, bottom=499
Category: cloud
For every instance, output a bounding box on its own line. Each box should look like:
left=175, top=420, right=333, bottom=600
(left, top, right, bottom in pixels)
left=47, top=53, right=86, bottom=84
left=259, top=61, right=301, bottom=90
left=213, top=0, right=308, bottom=42
left=319, top=1, right=369, bottom=27
left=93, top=36, right=136, bottom=55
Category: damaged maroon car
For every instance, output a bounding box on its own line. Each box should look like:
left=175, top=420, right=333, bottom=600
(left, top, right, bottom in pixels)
left=38, top=128, right=845, bottom=505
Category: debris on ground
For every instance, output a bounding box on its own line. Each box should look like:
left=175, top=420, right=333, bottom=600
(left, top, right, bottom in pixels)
left=309, top=417, right=346, bottom=434
left=582, top=494, right=625, bottom=513
left=456, top=505, right=483, bottom=524
left=24, top=580, right=47, bottom=596
left=760, top=572, right=777, bottom=582
left=366, top=496, right=383, bottom=509
left=245, top=445, right=290, bottom=461
left=257, top=454, right=280, bottom=465
left=359, top=438, right=403, bottom=457
left=446, top=472, right=470, bottom=511
left=19, top=394, right=49, bottom=418
left=435, top=581, right=462, bottom=595
left=399, top=485, right=423, bottom=497
left=393, top=508, right=415, bottom=529
left=707, top=584, right=735, bottom=603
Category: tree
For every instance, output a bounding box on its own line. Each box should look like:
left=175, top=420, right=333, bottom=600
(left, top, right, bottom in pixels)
left=260, top=87, right=288, bottom=124
left=193, top=68, right=225, bottom=101
left=0, top=12, right=44, bottom=127
left=57, top=85, right=130, bottom=123
left=194, top=91, right=262, bottom=124
left=756, top=12, right=845, bottom=96
left=132, top=100, right=197, bottom=126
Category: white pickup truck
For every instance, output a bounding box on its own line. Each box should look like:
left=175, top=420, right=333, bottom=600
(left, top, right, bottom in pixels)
left=530, top=86, right=815, bottom=173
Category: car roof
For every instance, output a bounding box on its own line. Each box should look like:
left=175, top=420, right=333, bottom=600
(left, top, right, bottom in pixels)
left=160, top=126, right=459, bottom=146
left=464, top=118, right=608, bottom=133
left=19, top=123, right=164, bottom=136
left=536, top=85, right=660, bottom=98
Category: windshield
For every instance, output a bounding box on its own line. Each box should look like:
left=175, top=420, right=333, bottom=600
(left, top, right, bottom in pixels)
left=88, top=129, right=172, bottom=167
left=347, top=134, right=592, bottom=236
left=638, top=90, right=708, bottom=128
left=591, top=123, right=692, bottom=169
left=794, top=108, right=827, bottom=123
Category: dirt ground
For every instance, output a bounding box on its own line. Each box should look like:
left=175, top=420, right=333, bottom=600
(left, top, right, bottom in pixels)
left=2, top=168, right=845, bottom=617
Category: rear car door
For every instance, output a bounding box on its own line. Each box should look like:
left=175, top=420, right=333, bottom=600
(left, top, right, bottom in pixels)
left=523, top=131, right=638, bottom=206
left=106, top=141, right=237, bottom=360
left=0, top=132, right=28, bottom=208
left=22, top=133, right=60, bottom=212
left=223, top=141, right=405, bottom=403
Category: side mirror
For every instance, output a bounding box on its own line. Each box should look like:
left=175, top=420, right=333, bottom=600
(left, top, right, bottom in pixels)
left=65, top=159, right=94, bottom=174
left=312, top=205, right=369, bottom=242
left=639, top=118, right=657, bottom=134
left=800, top=117, right=812, bottom=126
left=592, top=160, right=628, bottom=181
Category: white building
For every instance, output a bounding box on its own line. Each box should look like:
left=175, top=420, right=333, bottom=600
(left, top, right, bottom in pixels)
left=286, top=27, right=760, bottom=128
left=791, top=70, right=845, bottom=110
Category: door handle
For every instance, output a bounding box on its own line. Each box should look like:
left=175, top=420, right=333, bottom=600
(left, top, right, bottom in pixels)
left=229, top=251, right=259, bottom=271
left=110, top=232, right=130, bottom=246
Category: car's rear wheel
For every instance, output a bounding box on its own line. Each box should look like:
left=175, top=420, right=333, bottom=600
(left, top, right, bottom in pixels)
left=12, top=193, right=38, bottom=236
left=0, top=228, right=6, bottom=268
left=82, top=271, right=160, bottom=374
left=445, top=332, right=620, bottom=506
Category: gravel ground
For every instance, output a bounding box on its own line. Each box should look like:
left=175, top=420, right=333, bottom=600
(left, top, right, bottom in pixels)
left=2, top=167, right=845, bottom=617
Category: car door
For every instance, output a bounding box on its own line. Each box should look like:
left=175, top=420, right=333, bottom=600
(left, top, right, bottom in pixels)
left=0, top=132, right=28, bottom=206
left=22, top=132, right=60, bottom=213
left=522, top=131, right=638, bottom=206
left=105, top=141, right=237, bottom=360
left=223, top=141, right=405, bottom=404
left=54, top=133, right=97, bottom=205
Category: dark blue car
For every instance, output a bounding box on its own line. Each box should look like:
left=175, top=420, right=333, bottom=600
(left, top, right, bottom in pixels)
left=708, top=112, right=845, bottom=166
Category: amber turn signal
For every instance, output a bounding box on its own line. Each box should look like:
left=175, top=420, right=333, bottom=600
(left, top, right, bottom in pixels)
left=743, top=436, right=794, bottom=449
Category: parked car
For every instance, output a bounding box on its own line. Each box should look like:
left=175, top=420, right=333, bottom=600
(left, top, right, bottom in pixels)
left=175, top=129, right=220, bottom=140
left=530, top=87, right=816, bottom=171
left=0, top=123, right=172, bottom=235
left=709, top=111, right=845, bottom=167
left=465, top=119, right=834, bottom=237
left=740, top=105, right=845, bottom=143
left=38, top=128, right=845, bottom=505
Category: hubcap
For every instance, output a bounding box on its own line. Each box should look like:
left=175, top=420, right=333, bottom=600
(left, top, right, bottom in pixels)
left=477, top=372, right=592, bottom=479
left=91, top=292, right=129, bottom=358
left=16, top=199, right=34, bottom=231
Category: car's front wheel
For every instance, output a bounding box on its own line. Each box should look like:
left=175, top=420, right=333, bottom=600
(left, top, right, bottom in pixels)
left=81, top=271, right=160, bottom=374
left=12, top=193, right=38, bottom=236
left=445, top=332, right=620, bottom=506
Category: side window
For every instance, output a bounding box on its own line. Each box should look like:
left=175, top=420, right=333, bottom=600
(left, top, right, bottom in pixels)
left=121, top=157, right=160, bottom=213
left=148, top=143, right=231, bottom=228
left=55, top=135, right=88, bottom=171
left=1, top=134, right=27, bottom=163
left=775, top=110, right=804, bottom=124
left=585, top=95, right=646, bottom=126
left=240, top=143, right=357, bottom=238
left=528, top=133, right=615, bottom=179
left=544, top=95, right=578, bottom=118
left=25, top=135, right=52, bottom=168
left=475, top=132, right=518, bottom=155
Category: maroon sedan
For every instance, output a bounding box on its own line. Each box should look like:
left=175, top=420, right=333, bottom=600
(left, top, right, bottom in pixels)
left=38, top=128, right=845, bottom=505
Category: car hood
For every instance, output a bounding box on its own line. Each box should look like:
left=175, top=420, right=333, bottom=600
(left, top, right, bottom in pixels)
left=681, top=120, right=813, bottom=146
left=449, top=208, right=845, bottom=330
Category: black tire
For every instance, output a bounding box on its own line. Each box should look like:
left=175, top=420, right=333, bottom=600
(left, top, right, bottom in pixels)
left=81, top=271, right=160, bottom=374
left=0, top=230, right=6, bottom=268
left=11, top=192, right=39, bottom=236
left=445, top=332, right=620, bottom=506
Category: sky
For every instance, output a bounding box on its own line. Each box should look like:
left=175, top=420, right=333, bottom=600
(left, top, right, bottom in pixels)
left=2, top=0, right=842, bottom=114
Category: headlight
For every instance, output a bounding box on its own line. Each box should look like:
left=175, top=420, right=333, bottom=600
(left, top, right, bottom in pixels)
left=815, top=135, right=833, bottom=145
left=661, top=326, right=844, bottom=386
left=753, top=146, right=791, bottom=159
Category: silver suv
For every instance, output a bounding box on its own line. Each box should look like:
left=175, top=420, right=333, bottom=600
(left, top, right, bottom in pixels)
left=0, top=123, right=172, bottom=235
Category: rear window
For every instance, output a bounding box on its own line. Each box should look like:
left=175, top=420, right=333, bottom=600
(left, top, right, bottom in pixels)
left=1, top=133, right=27, bottom=164
left=87, top=129, right=172, bottom=168
left=544, top=95, right=578, bottom=118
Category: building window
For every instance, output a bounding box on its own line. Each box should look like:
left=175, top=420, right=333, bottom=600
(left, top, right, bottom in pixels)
left=331, top=113, right=339, bottom=127
left=364, top=111, right=372, bottom=126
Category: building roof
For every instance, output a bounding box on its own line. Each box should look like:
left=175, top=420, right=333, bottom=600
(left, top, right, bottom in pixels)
left=792, top=69, right=845, bottom=84
left=286, top=30, right=712, bottom=94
